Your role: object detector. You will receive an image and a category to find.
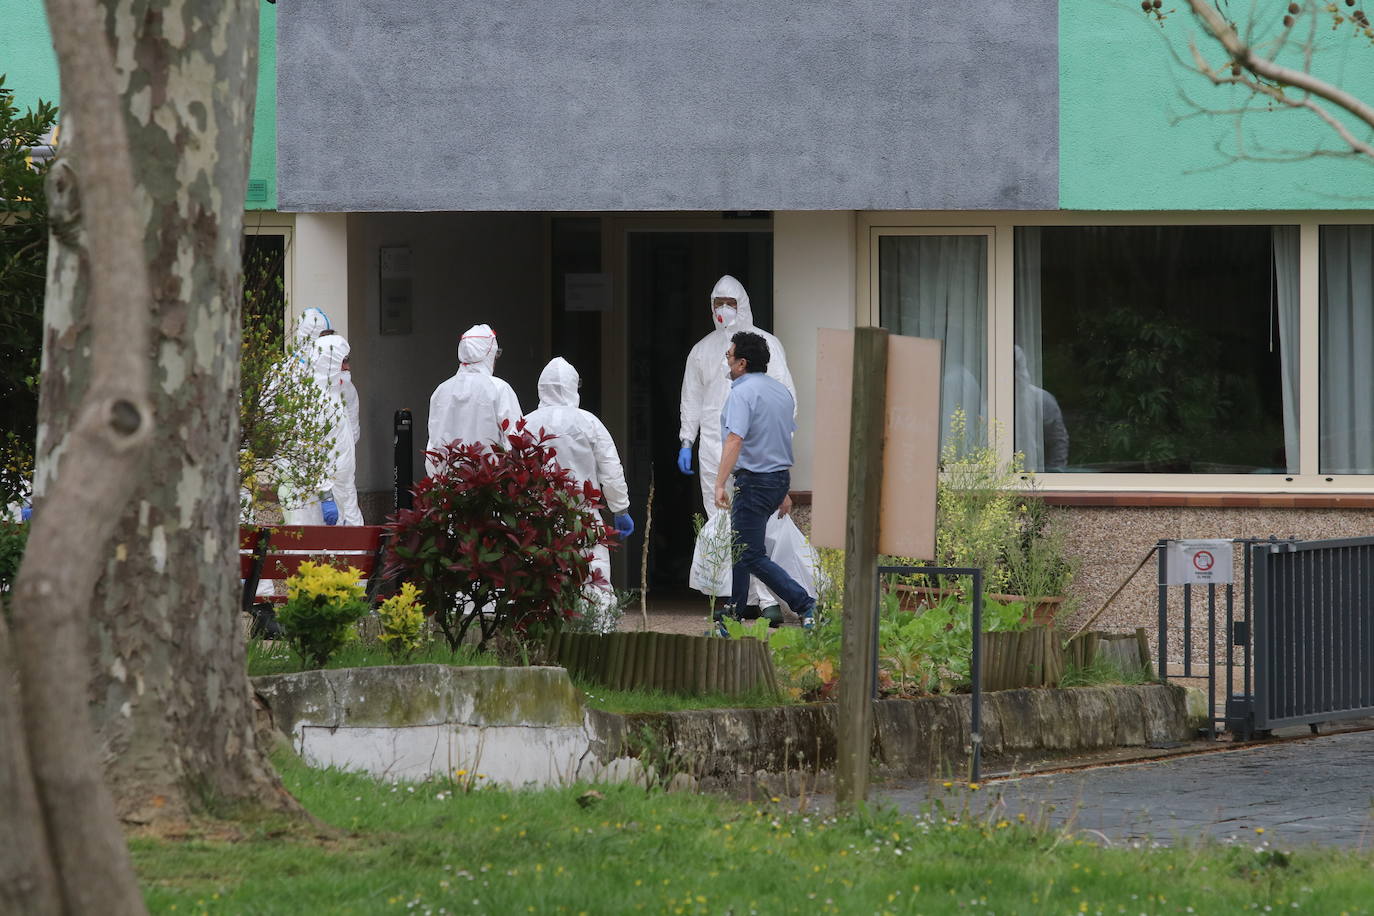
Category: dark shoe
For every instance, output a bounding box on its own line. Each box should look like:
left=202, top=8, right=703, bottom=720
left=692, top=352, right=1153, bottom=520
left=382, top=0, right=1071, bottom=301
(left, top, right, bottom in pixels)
left=761, top=605, right=784, bottom=628
left=739, top=604, right=762, bottom=621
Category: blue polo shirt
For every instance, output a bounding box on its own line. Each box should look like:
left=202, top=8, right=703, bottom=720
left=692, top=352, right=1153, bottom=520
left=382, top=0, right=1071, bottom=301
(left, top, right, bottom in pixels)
left=720, top=371, right=796, bottom=472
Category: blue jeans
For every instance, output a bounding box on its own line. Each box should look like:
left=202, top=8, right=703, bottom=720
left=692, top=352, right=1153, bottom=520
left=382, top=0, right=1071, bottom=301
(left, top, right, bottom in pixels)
left=729, top=469, right=815, bottom=617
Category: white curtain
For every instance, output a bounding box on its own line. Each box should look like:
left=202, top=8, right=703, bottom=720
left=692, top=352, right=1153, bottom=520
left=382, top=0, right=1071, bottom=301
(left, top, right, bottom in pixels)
left=1014, top=228, right=1046, bottom=470
left=1271, top=226, right=1301, bottom=474
left=1320, top=226, right=1374, bottom=474
left=879, top=235, right=987, bottom=454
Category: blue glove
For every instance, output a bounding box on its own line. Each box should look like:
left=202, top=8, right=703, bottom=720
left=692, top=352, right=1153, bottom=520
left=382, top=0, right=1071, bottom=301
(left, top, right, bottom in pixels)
left=613, top=513, right=635, bottom=538
left=677, top=446, right=693, bottom=475
left=322, top=499, right=339, bottom=526
left=20, top=504, right=32, bottom=522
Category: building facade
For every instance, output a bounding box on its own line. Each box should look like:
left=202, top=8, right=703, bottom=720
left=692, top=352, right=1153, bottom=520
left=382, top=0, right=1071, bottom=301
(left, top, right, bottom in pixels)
left=9, top=0, right=1374, bottom=625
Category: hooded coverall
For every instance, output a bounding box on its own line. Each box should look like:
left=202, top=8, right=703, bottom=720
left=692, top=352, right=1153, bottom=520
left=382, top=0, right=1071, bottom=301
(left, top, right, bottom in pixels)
left=680, top=276, right=818, bottom=612
left=525, top=357, right=631, bottom=615
left=425, top=324, right=523, bottom=475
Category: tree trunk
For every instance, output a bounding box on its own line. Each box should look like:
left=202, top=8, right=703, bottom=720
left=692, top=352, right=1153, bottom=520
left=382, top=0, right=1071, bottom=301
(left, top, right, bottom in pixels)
left=33, top=0, right=296, bottom=828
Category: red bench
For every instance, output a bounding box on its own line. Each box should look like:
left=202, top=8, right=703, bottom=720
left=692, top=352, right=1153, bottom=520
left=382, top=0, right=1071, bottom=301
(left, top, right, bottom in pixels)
left=239, top=525, right=391, bottom=615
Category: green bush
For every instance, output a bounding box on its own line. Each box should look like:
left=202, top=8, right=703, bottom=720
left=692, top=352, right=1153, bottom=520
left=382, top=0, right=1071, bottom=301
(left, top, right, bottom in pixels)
left=0, top=517, right=26, bottom=608
left=277, top=560, right=370, bottom=668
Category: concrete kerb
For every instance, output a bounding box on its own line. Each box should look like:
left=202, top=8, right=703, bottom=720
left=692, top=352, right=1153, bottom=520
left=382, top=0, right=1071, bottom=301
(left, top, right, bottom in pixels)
left=252, top=665, right=1207, bottom=792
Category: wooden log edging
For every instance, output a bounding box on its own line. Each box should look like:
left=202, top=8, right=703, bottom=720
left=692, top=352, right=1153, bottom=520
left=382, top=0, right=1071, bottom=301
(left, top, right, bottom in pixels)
left=547, top=631, right=780, bottom=697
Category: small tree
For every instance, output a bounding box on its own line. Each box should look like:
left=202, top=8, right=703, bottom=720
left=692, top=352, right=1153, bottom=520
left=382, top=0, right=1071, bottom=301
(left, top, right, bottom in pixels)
left=238, top=245, right=337, bottom=517
left=383, top=422, right=612, bottom=651
left=0, top=75, right=57, bottom=508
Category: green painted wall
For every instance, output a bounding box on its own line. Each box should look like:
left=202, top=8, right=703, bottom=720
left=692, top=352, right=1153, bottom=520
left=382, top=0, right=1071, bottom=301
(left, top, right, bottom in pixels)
left=2, top=1, right=60, bottom=109
left=250, top=3, right=277, bottom=210
left=1, top=0, right=277, bottom=210
left=1061, top=0, right=1374, bottom=210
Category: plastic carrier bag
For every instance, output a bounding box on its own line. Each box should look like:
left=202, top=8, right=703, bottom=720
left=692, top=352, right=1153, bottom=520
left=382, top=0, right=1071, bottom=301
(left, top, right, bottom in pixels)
left=689, top=510, right=822, bottom=610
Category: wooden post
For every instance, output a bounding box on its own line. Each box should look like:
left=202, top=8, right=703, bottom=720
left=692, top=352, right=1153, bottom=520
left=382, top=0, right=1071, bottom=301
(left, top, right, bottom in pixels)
left=836, top=326, right=888, bottom=810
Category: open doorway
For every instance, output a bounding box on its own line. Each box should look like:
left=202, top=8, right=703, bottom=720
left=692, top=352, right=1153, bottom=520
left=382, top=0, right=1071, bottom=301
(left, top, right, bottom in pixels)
left=623, top=228, right=773, bottom=593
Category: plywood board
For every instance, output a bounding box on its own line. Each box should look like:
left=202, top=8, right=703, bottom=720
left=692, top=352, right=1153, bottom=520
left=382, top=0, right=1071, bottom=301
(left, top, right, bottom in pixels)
left=811, top=329, right=939, bottom=558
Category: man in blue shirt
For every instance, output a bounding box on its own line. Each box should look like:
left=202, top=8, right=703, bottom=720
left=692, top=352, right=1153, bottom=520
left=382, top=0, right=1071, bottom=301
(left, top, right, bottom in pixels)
left=714, top=331, right=817, bottom=630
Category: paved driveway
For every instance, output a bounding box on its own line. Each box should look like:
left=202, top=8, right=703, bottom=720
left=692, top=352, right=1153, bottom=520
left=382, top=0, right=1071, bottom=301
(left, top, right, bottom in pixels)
left=874, top=730, right=1374, bottom=848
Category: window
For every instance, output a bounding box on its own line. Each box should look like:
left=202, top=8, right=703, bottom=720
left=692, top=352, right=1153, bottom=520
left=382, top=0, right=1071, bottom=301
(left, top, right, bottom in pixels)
left=878, top=231, right=989, bottom=452
left=1014, top=226, right=1296, bottom=474
left=863, top=214, right=1374, bottom=489
left=1320, top=226, right=1374, bottom=474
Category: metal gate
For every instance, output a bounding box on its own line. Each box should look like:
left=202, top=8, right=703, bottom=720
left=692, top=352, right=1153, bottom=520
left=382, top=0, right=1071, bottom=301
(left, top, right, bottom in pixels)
left=1251, top=537, right=1374, bottom=731
left=1159, top=536, right=1374, bottom=738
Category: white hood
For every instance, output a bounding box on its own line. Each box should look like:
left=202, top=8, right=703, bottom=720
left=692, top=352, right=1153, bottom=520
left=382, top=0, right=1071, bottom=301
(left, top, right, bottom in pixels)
left=537, top=357, right=580, bottom=409
left=314, top=334, right=350, bottom=387
left=457, top=323, right=499, bottom=375
left=709, top=275, right=755, bottom=330
left=296, top=307, right=331, bottom=343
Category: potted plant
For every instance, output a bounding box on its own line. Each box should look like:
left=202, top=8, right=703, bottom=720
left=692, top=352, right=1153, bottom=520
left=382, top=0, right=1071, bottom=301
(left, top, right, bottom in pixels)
left=887, top=410, right=1077, bottom=627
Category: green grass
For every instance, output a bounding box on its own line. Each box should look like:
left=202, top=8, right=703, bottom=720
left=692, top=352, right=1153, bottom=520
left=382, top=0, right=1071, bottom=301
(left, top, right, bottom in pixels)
left=1058, top=657, right=1155, bottom=688
left=131, top=753, right=1374, bottom=915
left=246, top=638, right=499, bottom=677
left=573, top=679, right=799, bottom=715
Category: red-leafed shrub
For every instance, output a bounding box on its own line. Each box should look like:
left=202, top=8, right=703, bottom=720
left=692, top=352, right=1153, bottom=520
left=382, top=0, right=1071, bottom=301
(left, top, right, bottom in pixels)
left=382, top=420, right=611, bottom=651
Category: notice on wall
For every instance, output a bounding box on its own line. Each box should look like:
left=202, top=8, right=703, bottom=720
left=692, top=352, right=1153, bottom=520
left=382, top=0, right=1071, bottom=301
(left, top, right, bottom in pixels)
left=564, top=273, right=612, bottom=312
left=379, top=246, right=413, bottom=335
left=1165, top=539, right=1234, bottom=585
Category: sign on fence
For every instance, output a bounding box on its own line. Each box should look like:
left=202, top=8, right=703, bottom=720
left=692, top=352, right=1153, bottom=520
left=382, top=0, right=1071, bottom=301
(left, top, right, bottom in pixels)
left=1165, top=539, right=1234, bottom=585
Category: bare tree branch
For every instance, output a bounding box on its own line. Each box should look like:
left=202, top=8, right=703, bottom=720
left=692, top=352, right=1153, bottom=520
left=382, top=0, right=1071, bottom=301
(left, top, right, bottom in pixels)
left=1185, top=0, right=1374, bottom=160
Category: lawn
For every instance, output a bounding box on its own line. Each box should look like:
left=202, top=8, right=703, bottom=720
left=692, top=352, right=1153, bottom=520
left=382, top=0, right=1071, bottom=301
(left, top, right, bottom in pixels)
left=131, top=753, right=1374, bottom=915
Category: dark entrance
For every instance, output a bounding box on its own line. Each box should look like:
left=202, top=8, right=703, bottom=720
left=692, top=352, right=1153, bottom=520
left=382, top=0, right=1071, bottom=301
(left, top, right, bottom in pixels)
left=625, top=230, right=773, bottom=591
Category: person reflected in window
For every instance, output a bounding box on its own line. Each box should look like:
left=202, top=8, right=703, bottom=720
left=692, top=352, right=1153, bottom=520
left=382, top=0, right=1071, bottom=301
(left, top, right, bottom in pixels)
left=1014, top=345, right=1069, bottom=471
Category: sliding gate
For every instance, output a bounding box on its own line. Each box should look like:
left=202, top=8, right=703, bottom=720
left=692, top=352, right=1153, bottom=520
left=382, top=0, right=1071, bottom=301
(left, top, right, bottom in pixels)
left=1251, top=537, right=1374, bottom=732
left=1160, top=536, right=1374, bottom=738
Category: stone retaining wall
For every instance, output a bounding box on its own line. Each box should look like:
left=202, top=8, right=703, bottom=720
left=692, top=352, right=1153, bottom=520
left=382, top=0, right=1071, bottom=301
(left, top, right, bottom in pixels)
left=253, top=665, right=1204, bottom=790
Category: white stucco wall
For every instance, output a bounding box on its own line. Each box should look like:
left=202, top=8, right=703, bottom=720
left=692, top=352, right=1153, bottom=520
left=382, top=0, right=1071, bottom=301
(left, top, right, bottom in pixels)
left=773, top=211, right=857, bottom=492
left=295, top=213, right=350, bottom=339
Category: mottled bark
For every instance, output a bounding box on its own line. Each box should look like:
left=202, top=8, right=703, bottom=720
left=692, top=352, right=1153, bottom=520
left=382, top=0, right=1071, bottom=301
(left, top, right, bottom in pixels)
left=3, top=0, right=157, bottom=909
left=31, top=0, right=296, bottom=830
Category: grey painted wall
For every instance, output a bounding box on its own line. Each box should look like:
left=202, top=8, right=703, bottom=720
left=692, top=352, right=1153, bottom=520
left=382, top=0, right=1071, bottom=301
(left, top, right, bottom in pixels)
left=278, top=1, right=1058, bottom=212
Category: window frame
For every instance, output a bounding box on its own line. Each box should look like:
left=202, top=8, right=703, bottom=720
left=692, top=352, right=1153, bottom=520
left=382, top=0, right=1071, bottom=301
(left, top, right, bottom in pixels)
left=858, top=210, right=1374, bottom=493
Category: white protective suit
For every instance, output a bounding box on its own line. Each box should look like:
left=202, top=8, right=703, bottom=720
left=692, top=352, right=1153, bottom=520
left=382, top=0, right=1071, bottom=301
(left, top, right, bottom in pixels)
left=425, top=324, right=524, bottom=475
left=680, top=275, right=819, bottom=610
left=320, top=335, right=363, bottom=525
left=524, top=357, right=630, bottom=613
left=1013, top=345, right=1069, bottom=471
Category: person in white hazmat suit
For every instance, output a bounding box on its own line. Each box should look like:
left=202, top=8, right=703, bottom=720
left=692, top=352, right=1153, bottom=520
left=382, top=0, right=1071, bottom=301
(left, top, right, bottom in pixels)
left=524, top=357, right=635, bottom=622
left=317, top=332, right=364, bottom=525
left=678, top=275, right=819, bottom=625
left=426, top=324, right=523, bottom=475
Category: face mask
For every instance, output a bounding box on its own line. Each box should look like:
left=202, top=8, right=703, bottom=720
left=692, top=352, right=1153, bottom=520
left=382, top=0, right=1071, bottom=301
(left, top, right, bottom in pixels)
left=713, top=306, right=738, bottom=329
left=338, top=370, right=351, bottom=388
left=721, top=357, right=733, bottom=381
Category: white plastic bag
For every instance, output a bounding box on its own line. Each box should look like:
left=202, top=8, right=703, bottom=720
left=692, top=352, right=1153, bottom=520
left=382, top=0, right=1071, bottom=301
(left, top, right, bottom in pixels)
left=689, top=510, right=821, bottom=611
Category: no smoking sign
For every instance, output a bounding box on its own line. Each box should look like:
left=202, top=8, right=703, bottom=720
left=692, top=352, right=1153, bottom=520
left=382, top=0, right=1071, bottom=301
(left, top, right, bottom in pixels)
left=1165, top=540, right=1233, bottom=585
